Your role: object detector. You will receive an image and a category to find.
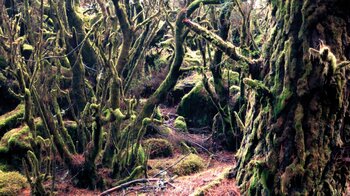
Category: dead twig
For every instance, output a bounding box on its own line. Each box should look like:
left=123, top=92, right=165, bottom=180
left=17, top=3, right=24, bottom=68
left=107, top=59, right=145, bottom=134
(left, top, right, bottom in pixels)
left=100, top=175, right=179, bottom=196
left=99, top=178, right=159, bottom=196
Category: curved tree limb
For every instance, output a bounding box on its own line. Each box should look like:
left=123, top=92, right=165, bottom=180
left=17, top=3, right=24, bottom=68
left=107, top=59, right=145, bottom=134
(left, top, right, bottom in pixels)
left=182, top=18, right=254, bottom=65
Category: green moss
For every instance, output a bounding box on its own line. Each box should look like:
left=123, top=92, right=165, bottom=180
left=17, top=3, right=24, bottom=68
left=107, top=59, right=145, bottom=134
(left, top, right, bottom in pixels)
left=0, top=163, right=11, bottom=172
left=191, top=168, right=230, bottom=196
left=22, top=44, right=34, bottom=51
left=177, top=82, right=217, bottom=128
left=274, top=87, right=292, bottom=116
left=173, top=154, right=205, bottom=176
left=0, top=104, right=25, bottom=137
left=115, top=143, right=146, bottom=178
left=0, top=126, right=31, bottom=154
left=153, top=106, right=163, bottom=120
left=222, top=69, right=240, bottom=85
left=0, top=171, right=27, bottom=196
left=144, top=138, right=173, bottom=158
left=145, top=124, right=171, bottom=136
left=174, top=116, right=188, bottom=132
left=0, top=126, right=32, bottom=169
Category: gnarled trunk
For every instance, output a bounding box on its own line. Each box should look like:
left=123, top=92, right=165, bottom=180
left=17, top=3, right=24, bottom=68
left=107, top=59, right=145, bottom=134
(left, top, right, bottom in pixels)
left=231, top=0, right=350, bottom=194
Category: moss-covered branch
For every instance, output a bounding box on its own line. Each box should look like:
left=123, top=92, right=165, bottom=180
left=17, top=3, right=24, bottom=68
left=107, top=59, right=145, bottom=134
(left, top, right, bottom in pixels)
left=112, top=0, right=133, bottom=75
left=183, top=19, right=254, bottom=65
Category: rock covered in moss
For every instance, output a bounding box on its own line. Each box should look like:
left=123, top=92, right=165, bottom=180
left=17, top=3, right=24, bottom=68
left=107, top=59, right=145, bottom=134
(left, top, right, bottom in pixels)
left=167, top=73, right=201, bottom=106
left=0, top=171, right=27, bottom=196
left=177, top=82, right=217, bottom=128
left=173, top=154, right=204, bottom=176
left=174, top=116, right=188, bottom=132
left=0, top=104, right=24, bottom=138
left=144, top=138, right=173, bottom=159
left=0, top=126, right=32, bottom=169
left=0, top=126, right=32, bottom=155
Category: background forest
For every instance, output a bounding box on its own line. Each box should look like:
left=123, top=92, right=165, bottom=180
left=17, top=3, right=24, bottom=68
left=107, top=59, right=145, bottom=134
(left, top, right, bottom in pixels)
left=0, top=0, right=350, bottom=195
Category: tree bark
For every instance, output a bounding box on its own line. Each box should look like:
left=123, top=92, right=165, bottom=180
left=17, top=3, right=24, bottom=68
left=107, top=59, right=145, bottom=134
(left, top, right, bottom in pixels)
left=231, top=0, right=350, bottom=194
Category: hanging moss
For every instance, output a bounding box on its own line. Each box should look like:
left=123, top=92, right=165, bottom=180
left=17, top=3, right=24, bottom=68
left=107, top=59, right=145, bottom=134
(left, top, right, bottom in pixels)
left=174, top=116, right=188, bottom=132
left=0, top=171, right=27, bottom=196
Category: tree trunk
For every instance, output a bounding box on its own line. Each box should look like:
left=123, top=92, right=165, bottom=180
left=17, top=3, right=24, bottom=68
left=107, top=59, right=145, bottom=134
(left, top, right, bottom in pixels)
left=231, top=0, right=350, bottom=194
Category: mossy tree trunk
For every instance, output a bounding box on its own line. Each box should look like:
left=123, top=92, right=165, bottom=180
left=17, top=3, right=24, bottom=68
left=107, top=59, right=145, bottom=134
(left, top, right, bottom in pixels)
left=231, top=0, right=350, bottom=194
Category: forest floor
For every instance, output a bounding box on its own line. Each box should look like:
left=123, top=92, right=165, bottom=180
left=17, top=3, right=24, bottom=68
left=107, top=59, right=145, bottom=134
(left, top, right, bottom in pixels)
left=17, top=100, right=242, bottom=195
left=20, top=151, right=240, bottom=196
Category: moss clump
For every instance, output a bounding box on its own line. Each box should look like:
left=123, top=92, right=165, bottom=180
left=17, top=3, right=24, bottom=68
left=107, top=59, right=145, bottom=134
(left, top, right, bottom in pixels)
left=0, top=104, right=24, bottom=137
left=144, top=138, right=173, bottom=159
left=174, top=116, right=188, bottom=132
left=173, top=154, right=205, bottom=176
left=0, top=126, right=32, bottom=169
left=0, top=126, right=31, bottom=153
left=0, top=171, right=27, bottom=196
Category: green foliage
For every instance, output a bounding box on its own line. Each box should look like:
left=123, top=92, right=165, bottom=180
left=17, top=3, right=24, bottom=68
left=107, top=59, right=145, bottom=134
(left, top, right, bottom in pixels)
left=173, top=154, right=205, bottom=176
left=174, top=116, right=188, bottom=132
left=144, top=138, right=173, bottom=158
left=0, top=171, right=27, bottom=196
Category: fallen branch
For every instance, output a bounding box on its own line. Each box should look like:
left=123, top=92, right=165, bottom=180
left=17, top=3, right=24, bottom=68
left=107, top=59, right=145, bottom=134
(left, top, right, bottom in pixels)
left=100, top=175, right=179, bottom=196
left=99, top=178, right=159, bottom=196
